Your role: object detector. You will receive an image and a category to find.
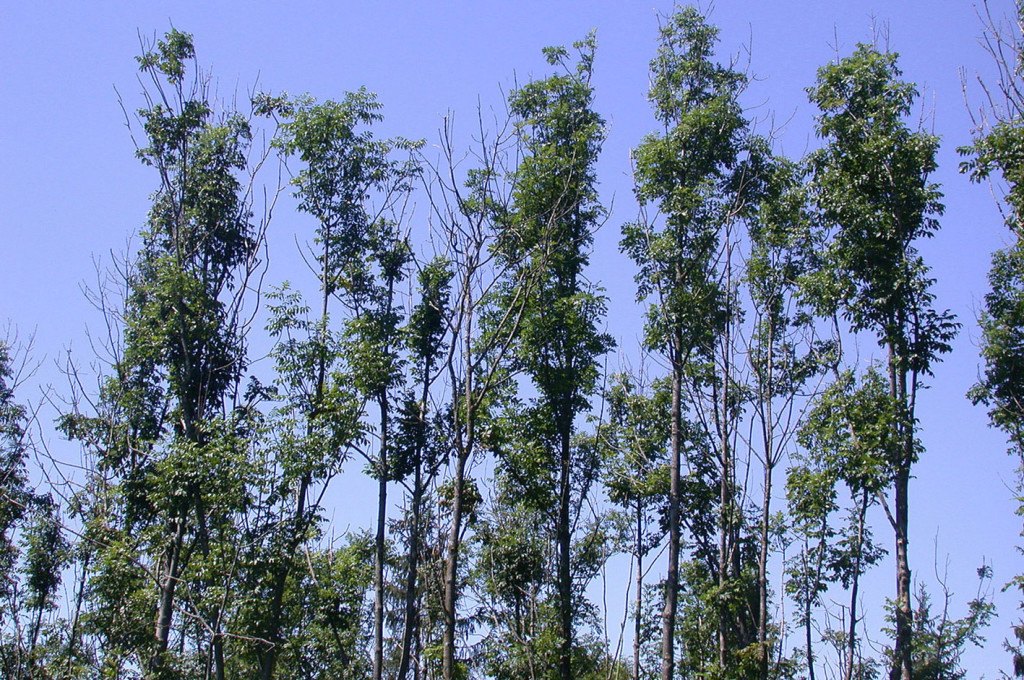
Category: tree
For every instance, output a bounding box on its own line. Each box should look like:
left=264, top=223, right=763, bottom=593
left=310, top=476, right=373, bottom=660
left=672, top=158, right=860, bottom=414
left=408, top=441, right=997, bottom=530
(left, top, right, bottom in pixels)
left=493, top=33, right=612, bottom=680
left=807, top=43, right=958, bottom=680
left=231, top=282, right=363, bottom=680
left=622, top=8, right=751, bottom=677
left=959, top=4, right=1024, bottom=673
left=598, top=370, right=670, bottom=680
left=394, top=257, right=452, bottom=680
left=0, top=340, right=33, bottom=638
left=59, top=29, right=270, bottom=679
left=744, top=148, right=824, bottom=679
left=891, top=575, right=993, bottom=680
left=423, top=107, right=533, bottom=680
left=0, top=340, right=70, bottom=680
left=791, top=368, right=892, bottom=680
left=254, top=89, right=418, bottom=680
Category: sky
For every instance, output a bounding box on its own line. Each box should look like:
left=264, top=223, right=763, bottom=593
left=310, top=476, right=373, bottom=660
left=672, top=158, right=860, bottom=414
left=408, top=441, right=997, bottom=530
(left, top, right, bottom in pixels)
left=1, top=0, right=1020, bottom=676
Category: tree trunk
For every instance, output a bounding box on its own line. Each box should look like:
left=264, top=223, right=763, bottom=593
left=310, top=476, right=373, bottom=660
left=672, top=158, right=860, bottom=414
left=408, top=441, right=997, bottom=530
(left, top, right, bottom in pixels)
left=65, top=551, right=90, bottom=677
left=844, top=488, right=869, bottom=680
left=374, top=395, right=390, bottom=680
left=151, top=517, right=186, bottom=674
left=442, top=294, right=477, bottom=680
left=212, top=631, right=226, bottom=680
left=442, top=446, right=468, bottom=680
left=398, top=417, right=425, bottom=680
left=891, top=467, right=912, bottom=680
left=718, top=457, right=730, bottom=672
left=660, top=354, right=682, bottom=680
left=804, top=580, right=815, bottom=680
left=259, top=225, right=334, bottom=680
left=888, top=352, right=913, bottom=680
left=635, top=499, right=644, bottom=680
left=558, top=414, right=573, bottom=680
left=758, top=453, right=772, bottom=680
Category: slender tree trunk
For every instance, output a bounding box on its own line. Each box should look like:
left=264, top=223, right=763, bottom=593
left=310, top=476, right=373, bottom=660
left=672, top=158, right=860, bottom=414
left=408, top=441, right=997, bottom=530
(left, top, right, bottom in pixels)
left=717, top=367, right=734, bottom=673
left=152, top=517, right=186, bottom=674
left=558, top=413, right=574, bottom=680
left=443, top=280, right=481, bottom=680
left=661, top=344, right=682, bottom=680
left=398, top=462, right=422, bottom=680
left=889, top=351, right=913, bottom=680
left=260, top=223, right=334, bottom=680
left=29, top=598, right=45, bottom=659
left=635, top=499, right=644, bottom=680
left=757, top=317, right=777, bottom=680
left=65, top=551, right=90, bottom=677
left=718, top=247, right=735, bottom=674
left=844, top=488, right=869, bottom=680
left=892, top=466, right=912, bottom=680
left=212, top=630, right=226, bottom=680
left=374, top=395, right=390, bottom=680
left=442, top=445, right=469, bottom=680
left=804, top=581, right=815, bottom=680
left=758, top=452, right=772, bottom=680
left=718, top=456, right=730, bottom=672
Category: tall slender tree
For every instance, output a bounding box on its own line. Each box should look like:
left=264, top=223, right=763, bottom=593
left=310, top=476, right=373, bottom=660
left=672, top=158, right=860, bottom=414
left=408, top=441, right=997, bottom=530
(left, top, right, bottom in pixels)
left=425, top=110, right=529, bottom=680
left=59, top=29, right=272, bottom=679
left=395, top=257, right=452, bottom=680
left=744, top=148, right=824, bottom=679
left=261, top=90, right=419, bottom=680
left=0, top=340, right=69, bottom=680
left=960, top=4, right=1024, bottom=672
left=807, top=43, right=958, bottom=680
left=598, top=370, right=670, bottom=680
left=495, top=33, right=612, bottom=680
left=622, top=8, right=749, bottom=678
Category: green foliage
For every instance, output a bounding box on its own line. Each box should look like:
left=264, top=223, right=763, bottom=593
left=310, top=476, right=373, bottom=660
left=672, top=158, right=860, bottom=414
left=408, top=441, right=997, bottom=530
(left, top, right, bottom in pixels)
left=969, top=243, right=1024, bottom=452
left=502, top=33, right=612, bottom=410
left=961, top=118, right=1024, bottom=234
left=622, top=5, right=748, bottom=360
left=0, top=341, right=30, bottom=608
left=277, top=537, right=376, bottom=680
left=12, top=13, right=1018, bottom=680
left=881, top=576, right=994, bottom=680
left=806, top=44, right=957, bottom=374
left=20, top=497, right=69, bottom=618
left=54, top=29, right=272, bottom=679
left=407, top=257, right=453, bottom=375
left=958, top=6, right=1024, bottom=676
left=482, top=34, right=614, bottom=680
left=799, top=368, right=905, bottom=492
left=135, top=28, right=194, bottom=83
left=599, top=373, right=671, bottom=542
left=273, top=91, right=422, bottom=303
left=0, top=344, right=75, bottom=680
left=807, top=42, right=958, bottom=679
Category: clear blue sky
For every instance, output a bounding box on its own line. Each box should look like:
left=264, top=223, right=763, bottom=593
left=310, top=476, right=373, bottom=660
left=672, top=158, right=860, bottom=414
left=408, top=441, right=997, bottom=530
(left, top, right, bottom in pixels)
left=1, top=1, right=1018, bottom=675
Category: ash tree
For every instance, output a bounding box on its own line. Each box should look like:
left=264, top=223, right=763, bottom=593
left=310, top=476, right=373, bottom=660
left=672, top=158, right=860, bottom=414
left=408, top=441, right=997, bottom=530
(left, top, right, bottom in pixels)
left=249, top=89, right=420, bottom=680
left=622, top=7, right=759, bottom=677
left=960, top=3, right=1024, bottom=675
left=485, top=33, right=613, bottom=680
left=0, top=341, right=71, bottom=680
left=597, top=370, right=670, bottom=680
left=806, top=43, right=958, bottom=680
left=59, top=29, right=270, bottom=680
left=744, top=147, right=826, bottom=680
left=393, top=256, right=452, bottom=680
left=423, top=108, right=532, bottom=680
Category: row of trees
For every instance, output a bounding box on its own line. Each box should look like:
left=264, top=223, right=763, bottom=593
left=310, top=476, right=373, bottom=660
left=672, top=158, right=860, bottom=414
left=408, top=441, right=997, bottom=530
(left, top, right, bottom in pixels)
left=1, top=4, right=1022, bottom=679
